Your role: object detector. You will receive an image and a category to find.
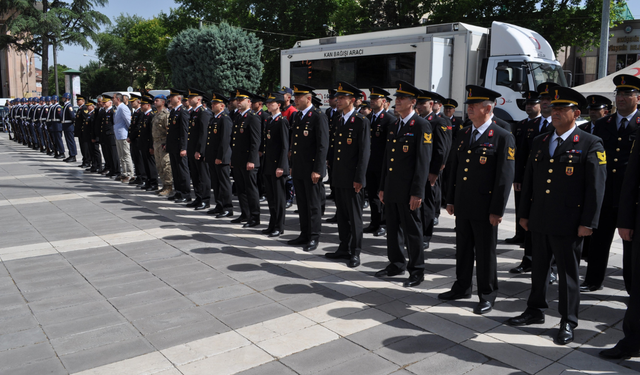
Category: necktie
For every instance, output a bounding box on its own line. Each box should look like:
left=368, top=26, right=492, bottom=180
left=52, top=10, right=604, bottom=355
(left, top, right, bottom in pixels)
left=472, top=129, right=479, bottom=143
left=621, top=118, right=628, bottom=131
left=339, top=117, right=345, bottom=127
left=550, top=137, right=563, bottom=155
left=398, top=120, right=404, bottom=133
left=541, top=119, right=548, bottom=133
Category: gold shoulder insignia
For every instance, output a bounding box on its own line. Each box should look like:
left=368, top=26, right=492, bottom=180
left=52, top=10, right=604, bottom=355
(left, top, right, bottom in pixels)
left=424, top=133, right=432, bottom=144
left=597, top=151, right=606, bottom=165
left=507, top=147, right=515, bottom=160
left=441, top=126, right=447, bottom=132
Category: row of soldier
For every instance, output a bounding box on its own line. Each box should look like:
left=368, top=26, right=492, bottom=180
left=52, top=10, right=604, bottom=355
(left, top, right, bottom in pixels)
left=5, top=75, right=640, bottom=354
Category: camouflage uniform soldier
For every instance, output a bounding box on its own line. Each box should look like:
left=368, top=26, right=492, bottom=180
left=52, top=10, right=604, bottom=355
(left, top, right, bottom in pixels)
left=151, top=94, right=173, bottom=196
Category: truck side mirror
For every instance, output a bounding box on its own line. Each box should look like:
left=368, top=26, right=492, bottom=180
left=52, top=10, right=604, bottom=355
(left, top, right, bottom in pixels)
left=512, top=67, right=524, bottom=91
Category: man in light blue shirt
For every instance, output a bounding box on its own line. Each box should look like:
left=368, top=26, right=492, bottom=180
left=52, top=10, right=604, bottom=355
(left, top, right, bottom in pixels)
left=113, top=93, right=134, bottom=182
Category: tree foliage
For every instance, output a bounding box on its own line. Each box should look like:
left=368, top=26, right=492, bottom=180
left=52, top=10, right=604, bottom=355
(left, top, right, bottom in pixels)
left=0, top=0, right=110, bottom=95
left=79, top=60, right=130, bottom=98
left=48, top=64, right=69, bottom=94
left=166, top=23, right=264, bottom=94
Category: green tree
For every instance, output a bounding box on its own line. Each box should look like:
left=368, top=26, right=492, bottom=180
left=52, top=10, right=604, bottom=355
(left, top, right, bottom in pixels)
left=48, top=64, right=69, bottom=95
left=0, top=0, right=110, bottom=96
left=79, top=60, right=130, bottom=98
left=166, top=23, right=264, bottom=93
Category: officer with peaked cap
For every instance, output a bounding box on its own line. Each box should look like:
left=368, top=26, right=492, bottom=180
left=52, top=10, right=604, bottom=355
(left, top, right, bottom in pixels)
left=83, top=99, right=102, bottom=173
left=60, top=93, right=77, bottom=162
left=441, top=85, right=515, bottom=314
left=508, top=87, right=606, bottom=346
left=230, top=88, right=262, bottom=227
left=580, top=95, right=612, bottom=134
left=261, top=92, right=290, bottom=236
left=137, top=96, right=158, bottom=191
left=75, top=95, right=90, bottom=167
left=364, top=86, right=396, bottom=236
left=323, top=81, right=370, bottom=268
left=251, top=92, right=269, bottom=201
left=166, top=88, right=192, bottom=203
left=128, top=93, right=146, bottom=185
left=582, top=74, right=640, bottom=294
left=186, top=88, right=213, bottom=210
left=100, top=94, right=120, bottom=177
left=287, top=83, right=329, bottom=251
left=375, top=80, right=432, bottom=287
left=325, top=88, right=339, bottom=203
left=205, top=92, right=234, bottom=217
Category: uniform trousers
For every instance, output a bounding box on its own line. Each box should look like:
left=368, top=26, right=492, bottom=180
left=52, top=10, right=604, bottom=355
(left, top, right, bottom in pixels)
left=100, top=134, right=119, bottom=174
left=527, top=232, right=582, bottom=327
left=384, top=202, right=424, bottom=277
left=169, top=153, right=190, bottom=196
left=264, top=173, right=286, bottom=231
left=89, top=140, right=102, bottom=170
left=365, top=169, right=384, bottom=228
left=292, top=177, right=323, bottom=241
left=62, top=124, right=77, bottom=156
left=452, top=217, right=499, bottom=303
left=115, top=139, right=134, bottom=177
left=79, top=138, right=92, bottom=165
left=139, top=145, right=157, bottom=185
left=232, top=167, right=260, bottom=221
left=335, top=187, right=364, bottom=256
left=584, top=204, right=632, bottom=292
left=617, top=230, right=640, bottom=351
left=513, top=190, right=525, bottom=238
left=188, top=156, right=210, bottom=204
left=421, top=181, right=439, bottom=241
left=130, top=141, right=145, bottom=179
left=210, top=163, right=232, bottom=211
left=153, top=143, right=172, bottom=188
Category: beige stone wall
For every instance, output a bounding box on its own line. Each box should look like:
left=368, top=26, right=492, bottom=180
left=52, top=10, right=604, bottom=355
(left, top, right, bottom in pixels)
left=1, top=45, right=38, bottom=98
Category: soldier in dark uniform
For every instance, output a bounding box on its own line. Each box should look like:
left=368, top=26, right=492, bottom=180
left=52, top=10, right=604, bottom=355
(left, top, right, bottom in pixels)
left=506, top=91, right=542, bottom=247
left=364, top=87, right=395, bottom=236
left=60, top=93, right=77, bottom=162
left=416, top=90, right=451, bottom=249
left=325, top=89, right=338, bottom=202
left=230, top=89, right=262, bottom=227
left=375, top=80, right=432, bottom=288
left=205, top=93, right=234, bottom=218
left=166, top=88, right=192, bottom=203
left=287, top=84, right=329, bottom=251
left=261, top=92, right=289, bottom=237
left=100, top=95, right=120, bottom=177
left=510, top=85, right=556, bottom=274
left=508, top=87, right=606, bottom=346
left=47, top=95, right=65, bottom=159
left=581, top=76, right=639, bottom=293
left=440, top=85, right=515, bottom=315
left=186, top=88, right=213, bottom=210
left=138, top=96, right=158, bottom=191
left=83, top=99, right=102, bottom=173
left=324, top=82, right=370, bottom=268
left=74, top=95, right=90, bottom=167
left=251, top=93, right=270, bottom=202
left=441, top=98, right=460, bottom=209
left=601, top=89, right=640, bottom=359
left=127, top=94, right=146, bottom=185
left=579, top=95, right=611, bottom=134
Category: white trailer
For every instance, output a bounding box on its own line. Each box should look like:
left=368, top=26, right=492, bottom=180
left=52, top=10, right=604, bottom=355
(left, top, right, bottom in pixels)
left=280, top=21, right=567, bottom=122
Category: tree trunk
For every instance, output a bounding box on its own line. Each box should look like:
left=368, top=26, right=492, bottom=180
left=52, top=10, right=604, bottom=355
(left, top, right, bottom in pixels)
left=41, top=0, right=49, bottom=96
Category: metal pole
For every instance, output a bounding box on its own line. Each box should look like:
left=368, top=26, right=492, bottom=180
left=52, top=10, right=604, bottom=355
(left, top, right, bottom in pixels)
left=53, top=39, right=59, bottom=96
left=598, top=0, right=611, bottom=79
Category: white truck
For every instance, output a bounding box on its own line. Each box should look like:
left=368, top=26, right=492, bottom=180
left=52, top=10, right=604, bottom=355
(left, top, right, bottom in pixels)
left=280, top=21, right=567, bottom=122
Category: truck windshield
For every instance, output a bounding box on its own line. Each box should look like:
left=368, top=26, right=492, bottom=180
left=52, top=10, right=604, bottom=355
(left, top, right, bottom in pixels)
left=529, top=62, right=568, bottom=87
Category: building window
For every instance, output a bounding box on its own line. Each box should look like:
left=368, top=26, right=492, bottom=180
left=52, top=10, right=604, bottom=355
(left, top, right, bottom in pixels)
left=574, top=56, right=597, bottom=86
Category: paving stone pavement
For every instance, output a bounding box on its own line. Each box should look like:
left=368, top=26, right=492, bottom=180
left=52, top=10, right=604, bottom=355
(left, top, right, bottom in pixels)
left=0, top=135, right=638, bottom=375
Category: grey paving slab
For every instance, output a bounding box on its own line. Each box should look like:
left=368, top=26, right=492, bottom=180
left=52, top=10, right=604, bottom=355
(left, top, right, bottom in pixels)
left=58, top=337, right=155, bottom=374
left=116, top=296, right=196, bottom=321
left=280, top=339, right=369, bottom=374
left=0, top=326, right=48, bottom=352
left=405, top=344, right=489, bottom=375
left=131, top=306, right=216, bottom=335
left=214, top=301, right=293, bottom=329
left=0, top=342, right=58, bottom=372
left=314, top=352, right=399, bottom=375
left=50, top=323, right=141, bottom=355
left=144, top=317, right=230, bottom=350
left=347, top=319, right=427, bottom=351
left=5, top=357, right=68, bottom=375
left=236, top=360, right=298, bottom=375
left=108, top=287, right=184, bottom=310
left=42, top=311, right=128, bottom=340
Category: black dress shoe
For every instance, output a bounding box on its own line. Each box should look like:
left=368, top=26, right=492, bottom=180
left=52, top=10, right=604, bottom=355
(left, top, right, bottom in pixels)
left=374, top=268, right=405, bottom=278
left=243, top=220, right=260, bottom=228
left=287, top=237, right=308, bottom=246
left=554, top=321, right=574, bottom=345
left=230, top=216, right=248, bottom=223
left=362, top=200, right=369, bottom=209
left=403, top=274, right=424, bottom=288
left=261, top=228, right=274, bottom=234
left=194, top=203, right=210, bottom=211
left=348, top=255, right=360, bottom=268
left=209, top=207, right=223, bottom=215
left=474, top=301, right=493, bottom=315
left=509, top=263, right=532, bottom=274
left=186, top=200, right=200, bottom=208
left=505, top=234, right=525, bottom=244
left=167, top=194, right=178, bottom=201
left=374, top=227, right=386, bottom=237
left=600, top=346, right=640, bottom=359
left=285, top=200, right=293, bottom=208
left=325, top=215, right=338, bottom=223
left=438, top=290, right=472, bottom=301
left=303, top=240, right=319, bottom=252
left=259, top=196, right=267, bottom=202
left=174, top=197, right=192, bottom=203
left=363, top=225, right=378, bottom=233
left=216, top=211, right=233, bottom=218
left=579, top=283, right=602, bottom=292
left=326, top=193, right=335, bottom=200
left=506, top=310, right=545, bottom=326
left=423, top=241, right=430, bottom=249
left=128, top=177, right=141, bottom=185
left=325, top=251, right=350, bottom=260
left=145, top=185, right=159, bottom=192
left=549, top=271, right=558, bottom=284
left=268, top=230, right=283, bottom=237
left=433, top=217, right=439, bottom=226
left=55, top=154, right=66, bottom=159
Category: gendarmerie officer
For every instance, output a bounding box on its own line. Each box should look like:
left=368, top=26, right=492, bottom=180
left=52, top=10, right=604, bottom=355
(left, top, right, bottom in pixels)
left=137, top=96, right=158, bottom=191
left=441, top=98, right=460, bottom=208
left=75, top=95, right=90, bottom=168
left=83, top=99, right=102, bottom=173
left=205, top=93, right=234, bottom=218
left=375, top=80, right=432, bottom=288
left=325, top=89, right=339, bottom=202
left=60, top=93, right=77, bottom=162
left=364, top=87, right=395, bottom=236
left=416, top=89, right=451, bottom=249
left=324, top=82, right=370, bottom=268
left=261, top=92, right=290, bottom=237
left=48, top=95, right=66, bottom=159
left=128, top=94, right=146, bottom=185
left=166, top=88, right=192, bottom=203
left=100, top=95, right=120, bottom=177
left=580, top=95, right=611, bottom=134
left=230, top=88, right=262, bottom=227
left=440, top=85, right=515, bottom=315
left=601, top=92, right=640, bottom=359
left=186, top=88, right=213, bottom=210
left=511, top=85, right=556, bottom=274
left=508, top=87, right=606, bottom=346
left=582, top=75, right=639, bottom=293
left=287, top=84, right=329, bottom=252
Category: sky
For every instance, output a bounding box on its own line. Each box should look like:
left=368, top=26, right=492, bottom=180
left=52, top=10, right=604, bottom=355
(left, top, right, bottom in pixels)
left=38, top=0, right=640, bottom=71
